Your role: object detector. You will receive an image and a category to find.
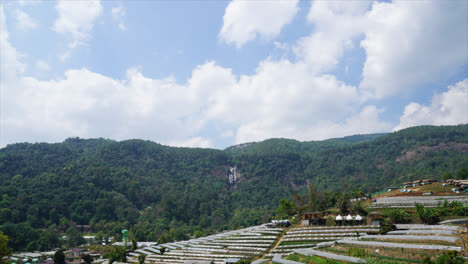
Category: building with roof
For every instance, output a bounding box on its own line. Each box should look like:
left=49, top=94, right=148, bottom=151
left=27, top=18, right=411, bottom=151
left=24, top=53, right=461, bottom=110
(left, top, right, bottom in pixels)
left=302, top=212, right=325, bottom=226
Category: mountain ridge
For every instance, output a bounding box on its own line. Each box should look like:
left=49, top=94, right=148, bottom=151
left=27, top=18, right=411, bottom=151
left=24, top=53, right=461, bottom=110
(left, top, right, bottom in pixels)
left=0, top=124, right=467, bottom=248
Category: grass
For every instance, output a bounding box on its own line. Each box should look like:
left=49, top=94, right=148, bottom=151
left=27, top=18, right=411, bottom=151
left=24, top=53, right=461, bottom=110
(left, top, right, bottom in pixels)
left=323, top=247, right=423, bottom=263
left=359, top=238, right=459, bottom=246
left=278, top=241, right=318, bottom=246
left=372, top=183, right=467, bottom=199
left=281, top=253, right=346, bottom=264
left=330, top=244, right=443, bottom=262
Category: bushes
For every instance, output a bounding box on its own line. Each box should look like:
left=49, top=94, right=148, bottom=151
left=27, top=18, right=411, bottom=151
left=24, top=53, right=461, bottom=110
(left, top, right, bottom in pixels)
left=379, top=218, right=395, bottom=235
left=108, top=246, right=127, bottom=264
left=138, top=254, right=146, bottom=264
left=415, top=201, right=467, bottom=225
left=415, top=204, right=440, bottom=225
left=347, top=247, right=372, bottom=258
left=386, top=209, right=410, bottom=224
left=325, top=216, right=336, bottom=226
left=423, top=251, right=465, bottom=264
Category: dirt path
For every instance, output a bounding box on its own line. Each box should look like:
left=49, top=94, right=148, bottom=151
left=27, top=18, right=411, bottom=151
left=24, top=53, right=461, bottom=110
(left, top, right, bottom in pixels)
left=262, top=227, right=289, bottom=258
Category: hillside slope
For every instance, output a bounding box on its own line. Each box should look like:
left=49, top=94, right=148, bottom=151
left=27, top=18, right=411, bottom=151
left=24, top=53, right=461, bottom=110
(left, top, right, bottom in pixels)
left=0, top=125, right=467, bottom=247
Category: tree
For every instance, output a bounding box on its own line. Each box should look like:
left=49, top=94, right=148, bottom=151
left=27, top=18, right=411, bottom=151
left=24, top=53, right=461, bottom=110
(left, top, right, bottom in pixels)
left=159, top=247, right=166, bottom=255
left=138, top=254, right=146, bottom=264
left=53, top=249, right=65, bottom=264
left=386, top=209, right=410, bottom=224
left=337, top=194, right=350, bottom=215
left=66, top=227, right=86, bottom=247
left=193, top=230, right=203, bottom=239
left=59, top=217, right=69, bottom=231
left=275, top=199, right=294, bottom=219
left=415, top=203, right=440, bottom=225
left=0, top=232, right=12, bottom=264
left=109, top=246, right=127, bottom=264
left=305, top=184, right=317, bottom=212
left=442, top=171, right=452, bottom=181
left=81, top=254, right=93, bottom=264
left=456, top=168, right=468, bottom=180
left=131, top=238, right=137, bottom=251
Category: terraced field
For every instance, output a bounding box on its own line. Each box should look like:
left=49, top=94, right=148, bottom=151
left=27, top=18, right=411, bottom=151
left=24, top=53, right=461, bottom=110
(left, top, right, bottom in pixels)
left=267, top=225, right=379, bottom=260
left=274, top=224, right=467, bottom=264
left=125, top=224, right=282, bottom=264
left=114, top=222, right=468, bottom=263
left=368, top=195, right=468, bottom=208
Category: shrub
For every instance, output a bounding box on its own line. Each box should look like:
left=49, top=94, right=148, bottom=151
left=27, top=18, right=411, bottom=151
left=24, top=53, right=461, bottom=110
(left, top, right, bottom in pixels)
left=286, top=254, right=299, bottom=261
left=138, top=254, right=146, bottom=264
left=325, top=216, right=336, bottom=226
left=386, top=209, right=410, bottom=223
left=347, top=247, right=371, bottom=258
left=379, top=218, right=395, bottom=235
left=415, top=203, right=440, bottom=225
left=422, top=251, right=465, bottom=264
left=449, top=201, right=468, bottom=216
left=109, top=246, right=127, bottom=264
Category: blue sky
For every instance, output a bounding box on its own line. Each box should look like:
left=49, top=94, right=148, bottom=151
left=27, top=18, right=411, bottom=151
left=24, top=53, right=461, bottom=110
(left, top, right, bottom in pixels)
left=1, top=0, right=467, bottom=149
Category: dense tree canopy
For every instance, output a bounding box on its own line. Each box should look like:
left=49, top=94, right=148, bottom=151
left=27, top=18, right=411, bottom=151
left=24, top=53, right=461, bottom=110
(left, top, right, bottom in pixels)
left=0, top=125, right=467, bottom=251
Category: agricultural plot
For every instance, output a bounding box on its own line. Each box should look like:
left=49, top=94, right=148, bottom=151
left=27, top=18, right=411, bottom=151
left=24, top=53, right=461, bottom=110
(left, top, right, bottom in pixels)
left=368, top=195, right=468, bottom=208
left=126, top=224, right=282, bottom=264
left=272, top=224, right=467, bottom=264
left=266, top=225, right=379, bottom=259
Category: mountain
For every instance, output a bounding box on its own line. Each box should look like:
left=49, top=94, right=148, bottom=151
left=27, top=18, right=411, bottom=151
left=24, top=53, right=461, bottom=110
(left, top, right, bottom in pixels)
left=0, top=125, right=467, bottom=249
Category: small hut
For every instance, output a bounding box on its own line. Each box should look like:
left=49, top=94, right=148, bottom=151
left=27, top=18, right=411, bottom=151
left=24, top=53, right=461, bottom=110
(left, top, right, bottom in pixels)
left=336, top=215, right=343, bottom=226
left=346, top=214, right=353, bottom=225
left=302, top=212, right=325, bottom=226
left=354, top=215, right=363, bottom=225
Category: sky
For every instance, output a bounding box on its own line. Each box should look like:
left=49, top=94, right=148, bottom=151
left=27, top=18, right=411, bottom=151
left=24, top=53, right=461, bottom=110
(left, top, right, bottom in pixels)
left=0, top=0, right=467, bottom=149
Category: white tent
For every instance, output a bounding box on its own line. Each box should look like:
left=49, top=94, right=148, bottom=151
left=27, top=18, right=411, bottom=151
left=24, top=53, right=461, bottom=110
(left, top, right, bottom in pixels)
left=336, top=215, right=343, bottom=221
left=355, top=215, right=362, bottom=221
left=346, top=214, right=353, bottom=221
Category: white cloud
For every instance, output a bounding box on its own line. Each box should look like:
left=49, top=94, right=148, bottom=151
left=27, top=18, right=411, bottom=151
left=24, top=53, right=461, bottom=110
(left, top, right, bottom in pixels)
left=221, top=130, right=234, bottom=138
left=53, top=0, right=102, bottom=57
left=220, top=0, right=299, bottom=48
left=293, top=1, right=371, bottom=74
left=15, top=9, right=37, bottom=31
left=18, top=0, right=41, bottom=6
left=169, top=137, right=213, bottom=149
left=394, top=79, right=468, bottom=131
left=35, top=60, right=50, bottom=71
left=2, top=1, right=467, bottom=148
left=200, top=59, right=381, bottom=143
left=360, top=1, right=468, bottom=99
left=0, top=5, right=26, bottom=85
left=111, top=4, right=126, bottom=31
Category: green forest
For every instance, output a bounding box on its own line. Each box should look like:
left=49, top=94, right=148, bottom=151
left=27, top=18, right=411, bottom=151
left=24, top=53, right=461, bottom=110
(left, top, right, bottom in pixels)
left=0, top=124, right=467, bottom=251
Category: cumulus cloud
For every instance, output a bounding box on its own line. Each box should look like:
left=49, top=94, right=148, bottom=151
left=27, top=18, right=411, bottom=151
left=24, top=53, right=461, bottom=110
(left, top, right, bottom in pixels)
left=0, top=6, right=26, bottom=85
left=35, top=60, right=50, bottom=71
left=2, top=1, right=467, bottom=148
left=394, top=79, right=468, bottom=131
left=293, top=1, right=371, bottom=73
left=203, top=59, right=365, bottom=143
left=360, top=1, right=468, bottom=99
left=111, top=4, right=126, bottom=31
left=18, top=0, right=41, bottom=6
left=53, top=0, right=102, bottom=59
left=220, top=0, right=299, bottom=48
left=169, top=137, right=213, bottom=149
left=15, top=9, right=37, bottom=31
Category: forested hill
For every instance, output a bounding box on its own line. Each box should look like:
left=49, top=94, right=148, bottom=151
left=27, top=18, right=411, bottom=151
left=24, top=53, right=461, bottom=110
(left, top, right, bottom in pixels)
left=0, top=125, right=467, bottom=248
